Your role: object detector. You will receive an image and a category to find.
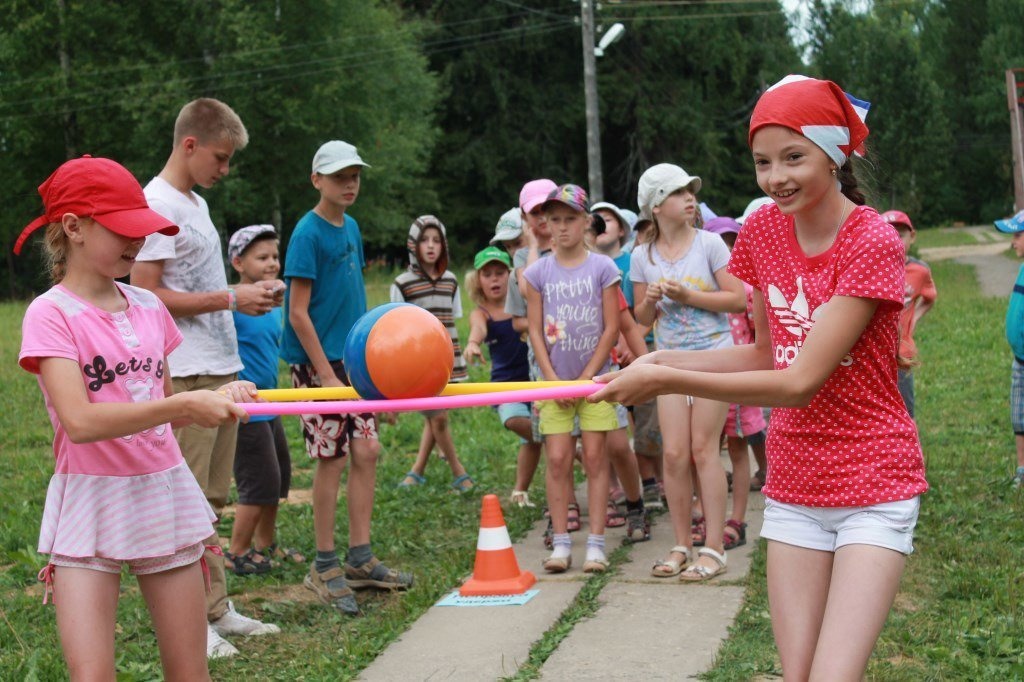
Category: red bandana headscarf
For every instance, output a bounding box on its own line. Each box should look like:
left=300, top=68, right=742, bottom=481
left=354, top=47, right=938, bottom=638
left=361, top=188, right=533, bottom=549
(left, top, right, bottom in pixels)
left=748, top=75, right=871, bottom=167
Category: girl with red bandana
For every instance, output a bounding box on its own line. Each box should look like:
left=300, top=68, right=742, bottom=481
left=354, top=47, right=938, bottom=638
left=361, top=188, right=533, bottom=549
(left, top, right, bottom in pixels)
left=590, top=75, right=927, bottom=680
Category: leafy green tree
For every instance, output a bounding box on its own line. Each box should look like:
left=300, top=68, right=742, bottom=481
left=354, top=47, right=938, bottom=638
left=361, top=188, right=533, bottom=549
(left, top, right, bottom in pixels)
left=806, top=0, right=955, bottom=224
left=0, top=0, right=439, bottom=297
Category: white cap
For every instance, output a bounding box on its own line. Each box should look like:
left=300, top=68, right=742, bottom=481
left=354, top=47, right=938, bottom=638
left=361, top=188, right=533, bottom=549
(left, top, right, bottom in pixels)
left=637, top=164, right=701, bottom=220
left=312, top=140, right=370, bottom=175
left=490, top=207, right=523, bottom=244
left=738, top=196, right=774, bottom=224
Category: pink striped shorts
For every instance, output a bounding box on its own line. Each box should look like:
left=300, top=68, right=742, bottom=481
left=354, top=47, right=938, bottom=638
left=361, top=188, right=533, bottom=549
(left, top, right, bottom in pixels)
left=49, top=541, right=204, bottom=576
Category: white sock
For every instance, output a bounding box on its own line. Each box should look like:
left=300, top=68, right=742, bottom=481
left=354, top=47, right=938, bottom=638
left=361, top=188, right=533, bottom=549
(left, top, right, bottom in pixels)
left=585, top=533, right=606, bottom=563
left=551, top=533, right=571, bottom=559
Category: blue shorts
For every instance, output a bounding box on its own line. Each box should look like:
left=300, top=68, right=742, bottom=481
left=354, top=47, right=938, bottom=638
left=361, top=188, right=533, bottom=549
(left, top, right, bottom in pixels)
left=497, top=401, right=531, bottom=426
left=1012, top=359, right=1024, bottom=434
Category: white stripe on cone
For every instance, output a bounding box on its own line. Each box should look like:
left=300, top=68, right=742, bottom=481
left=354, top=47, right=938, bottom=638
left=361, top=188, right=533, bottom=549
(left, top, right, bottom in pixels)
left=476, top=526, right=512, bottom=551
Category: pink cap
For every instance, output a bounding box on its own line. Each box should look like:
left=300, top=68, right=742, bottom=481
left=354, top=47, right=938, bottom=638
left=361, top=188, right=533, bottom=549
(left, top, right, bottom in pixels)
left=519, top=179, right=558, bottom=213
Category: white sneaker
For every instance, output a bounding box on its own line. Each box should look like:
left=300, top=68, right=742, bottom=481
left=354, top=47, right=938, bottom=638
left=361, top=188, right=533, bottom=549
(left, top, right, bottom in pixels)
left=206, top=623, right=239, bottom=659
left=210, top=600, right=281, bottom=637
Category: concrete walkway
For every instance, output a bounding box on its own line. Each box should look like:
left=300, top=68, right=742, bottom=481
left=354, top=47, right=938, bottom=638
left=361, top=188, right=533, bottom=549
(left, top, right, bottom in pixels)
left=360, top=452, right=764, bottom=681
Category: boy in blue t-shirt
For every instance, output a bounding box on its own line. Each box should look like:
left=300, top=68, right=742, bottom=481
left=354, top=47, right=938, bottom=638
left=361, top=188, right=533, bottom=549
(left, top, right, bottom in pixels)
left=995, top=209, right=1024, bottom=488
left=281, top=141, right=412, bottom=616
left=224, top=225, right=300, bottom=574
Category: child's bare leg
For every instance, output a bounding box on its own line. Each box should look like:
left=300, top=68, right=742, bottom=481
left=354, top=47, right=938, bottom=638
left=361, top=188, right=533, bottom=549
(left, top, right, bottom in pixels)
left=505, top=415, right=533, bottom=442
left=430, top=411, right=467, bottom=478
left=606, top=427, right=641, bottom=501
left=53, top=565, right=121, bottom=680
left=810, top=544, right=905, bottom=680
left=514, top=441, right=542, bottom=492
left=254, top=505, right=279, bottom=551
left=313, top=456, right=346, bottom=551
left=1016, top=434, right=1024, bottom=470
left=690, top=398, right=729, bottom=560
left=408, top=420, right=434, bottom=476
left=347, top=437, right=380, bottom=547
left=767, top=542, right=833, bottom=681
left=229, top=503, right=263, bottom=556
left=545, top=433, right=574, bottom=534
left=138, top=562, right=210, bottom=681
left=658, top=394, right=695, bottom=558
left=727, top=436, right=750, bottom=523
left=581, top=430, right=609, bottom=535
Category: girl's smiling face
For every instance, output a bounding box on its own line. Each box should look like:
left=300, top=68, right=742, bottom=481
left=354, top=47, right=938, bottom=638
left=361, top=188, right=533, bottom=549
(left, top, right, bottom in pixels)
left=751, top=125, right=835, bottom=216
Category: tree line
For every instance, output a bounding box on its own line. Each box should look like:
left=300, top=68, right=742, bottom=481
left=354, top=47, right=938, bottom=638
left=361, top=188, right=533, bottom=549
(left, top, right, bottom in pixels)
left=2, top=0, right=1022, bottom=298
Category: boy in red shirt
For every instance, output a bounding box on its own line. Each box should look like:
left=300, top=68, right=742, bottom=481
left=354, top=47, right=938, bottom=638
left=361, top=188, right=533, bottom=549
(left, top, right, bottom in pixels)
left=881, top=210, right=937, bottom=418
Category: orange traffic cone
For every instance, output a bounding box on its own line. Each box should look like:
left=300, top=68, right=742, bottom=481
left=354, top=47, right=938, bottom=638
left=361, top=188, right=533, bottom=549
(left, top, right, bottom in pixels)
left=459, top=494, right=537, bottom=596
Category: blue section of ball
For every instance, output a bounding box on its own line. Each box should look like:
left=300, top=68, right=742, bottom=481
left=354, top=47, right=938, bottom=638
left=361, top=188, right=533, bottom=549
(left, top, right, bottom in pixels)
left=343, top=303, right=408, bottom=400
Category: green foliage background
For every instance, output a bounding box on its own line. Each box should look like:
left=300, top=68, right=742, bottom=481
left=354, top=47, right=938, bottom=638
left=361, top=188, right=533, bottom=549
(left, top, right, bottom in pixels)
left=3, top=0, right=1024, bottom=297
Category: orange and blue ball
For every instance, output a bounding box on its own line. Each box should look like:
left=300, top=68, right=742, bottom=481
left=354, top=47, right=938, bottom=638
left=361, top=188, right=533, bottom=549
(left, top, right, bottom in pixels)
left=343, top=303, right=454, bottom=399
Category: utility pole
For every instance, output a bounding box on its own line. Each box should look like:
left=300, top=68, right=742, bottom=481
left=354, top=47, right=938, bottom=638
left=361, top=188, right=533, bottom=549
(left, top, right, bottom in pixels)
left=1006, top=69, right=1024, bottom=211
left=581, top=0, right=603, bottom=202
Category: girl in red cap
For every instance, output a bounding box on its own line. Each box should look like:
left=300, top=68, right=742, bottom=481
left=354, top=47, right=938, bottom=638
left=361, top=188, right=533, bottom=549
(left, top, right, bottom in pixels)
left=16, top=156, right=259, bottom=681
left=591, top=76, right=927, bottom=680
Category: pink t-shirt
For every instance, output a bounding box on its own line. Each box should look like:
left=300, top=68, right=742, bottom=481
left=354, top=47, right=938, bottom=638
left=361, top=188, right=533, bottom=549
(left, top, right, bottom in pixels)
left=729, top=204, right=928, bottom=507
left=20, top=284, right=184, bottom=477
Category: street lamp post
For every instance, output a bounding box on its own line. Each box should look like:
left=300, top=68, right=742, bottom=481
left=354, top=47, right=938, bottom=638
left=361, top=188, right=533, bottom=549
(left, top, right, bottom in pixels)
left=580, top=2, right=624, bottom=203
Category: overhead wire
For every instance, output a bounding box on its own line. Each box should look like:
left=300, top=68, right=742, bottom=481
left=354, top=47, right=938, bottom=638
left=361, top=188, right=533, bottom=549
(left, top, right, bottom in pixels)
left=0, top=18, right=575, bottom=122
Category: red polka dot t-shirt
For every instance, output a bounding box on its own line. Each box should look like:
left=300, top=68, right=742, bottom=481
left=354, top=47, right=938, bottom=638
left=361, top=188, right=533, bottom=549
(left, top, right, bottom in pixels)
left=729, top=203, right=927, bottom=507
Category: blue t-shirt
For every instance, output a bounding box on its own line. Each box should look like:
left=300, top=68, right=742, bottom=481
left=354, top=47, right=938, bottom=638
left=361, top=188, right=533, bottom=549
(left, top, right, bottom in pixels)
left=614, top=251, right=634, bottom=308
left=233, top=307, right=282, bottom=423
left=1007, top=263, right=1024, bottom=361
left=280, top=211, right=368, bottom=364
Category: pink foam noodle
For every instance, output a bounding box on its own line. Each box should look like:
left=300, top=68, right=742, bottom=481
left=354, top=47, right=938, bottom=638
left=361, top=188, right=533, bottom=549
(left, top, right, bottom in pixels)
left=242, top=383, right=600, bottom=416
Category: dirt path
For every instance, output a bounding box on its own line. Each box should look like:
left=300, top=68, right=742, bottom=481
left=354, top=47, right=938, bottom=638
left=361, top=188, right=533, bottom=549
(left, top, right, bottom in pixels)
left=918, top=227, right=1016, bottom=298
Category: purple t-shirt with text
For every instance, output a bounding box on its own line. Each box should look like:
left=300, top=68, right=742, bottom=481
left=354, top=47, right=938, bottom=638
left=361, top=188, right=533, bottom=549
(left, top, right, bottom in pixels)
left=523, top=252, right=620, bottom=380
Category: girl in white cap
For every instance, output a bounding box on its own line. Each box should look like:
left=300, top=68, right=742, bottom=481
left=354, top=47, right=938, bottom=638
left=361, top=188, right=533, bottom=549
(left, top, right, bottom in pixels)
left=591, top=75, right=927, bottom=680
left=628, top=163, right=746, bottom=583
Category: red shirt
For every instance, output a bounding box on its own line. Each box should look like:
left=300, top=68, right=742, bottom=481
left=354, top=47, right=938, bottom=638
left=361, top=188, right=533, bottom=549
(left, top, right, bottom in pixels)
left=899, top=258, right=937, bottom=360
left=729, top=204, right=927, bottom=507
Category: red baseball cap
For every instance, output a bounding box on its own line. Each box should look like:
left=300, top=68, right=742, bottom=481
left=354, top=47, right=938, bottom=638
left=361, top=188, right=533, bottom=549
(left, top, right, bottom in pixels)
left=13, top=155, right=179, bottom=255
left=880, top=210, right=914, bottom=231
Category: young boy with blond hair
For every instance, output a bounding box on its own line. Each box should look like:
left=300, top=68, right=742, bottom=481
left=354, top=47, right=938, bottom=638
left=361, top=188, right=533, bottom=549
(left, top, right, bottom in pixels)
left=280, top=140, right=413, bottom=617
left=131, top=97, right=282, bottom=658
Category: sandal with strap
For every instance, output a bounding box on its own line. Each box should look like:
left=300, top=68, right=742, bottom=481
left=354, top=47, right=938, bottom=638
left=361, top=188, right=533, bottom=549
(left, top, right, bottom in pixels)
left=679, top=547, right=727, bottom=582
left=691, top=516, right=706, bottom=547
left=567, top=503, right=582, bottom=532
left=510, top=490, right=536, bottom=508
left=625, top=507, right=651, bottom=543
left=398, top=471, right=426, bottom=488
left=304, top=565, right=359, bottom=615
left=605, top=501, right=626, bottom=528
left=583, top=557, right=609, bottom=573
left=723, top=519, right=747, bottom=550
left=225, top=548, right=271, bottom=576
left=651, top=546, right=691, bottom=578
left=450, top=473, right=474, bottom=493
left=262, top=542, right=305, bottom=564
left=344, top=556, right=413, bottom=591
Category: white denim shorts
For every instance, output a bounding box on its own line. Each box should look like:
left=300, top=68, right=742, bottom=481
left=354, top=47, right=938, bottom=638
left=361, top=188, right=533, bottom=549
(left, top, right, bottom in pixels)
left=760, top=496, right=921, bottom=555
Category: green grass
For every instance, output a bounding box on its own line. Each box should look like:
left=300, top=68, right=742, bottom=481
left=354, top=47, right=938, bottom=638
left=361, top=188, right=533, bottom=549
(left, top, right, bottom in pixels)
left=913, top=227, right=989, bottom=249
left=704, top=258, right=1024, bottom=680
left=3, top=259, right=1023, bottom=679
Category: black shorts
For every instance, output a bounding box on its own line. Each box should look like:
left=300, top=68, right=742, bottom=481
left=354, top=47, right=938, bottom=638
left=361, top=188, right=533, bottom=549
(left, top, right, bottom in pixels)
left=233, top=416, right=291, bottom=505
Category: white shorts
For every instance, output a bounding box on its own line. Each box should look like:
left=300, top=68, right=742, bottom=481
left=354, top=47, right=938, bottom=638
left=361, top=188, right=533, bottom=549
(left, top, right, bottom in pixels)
left=760, top=497, right=920, bottom=555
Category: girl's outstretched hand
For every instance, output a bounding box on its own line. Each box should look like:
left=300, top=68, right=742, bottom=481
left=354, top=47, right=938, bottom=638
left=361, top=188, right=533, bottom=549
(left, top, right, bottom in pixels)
left=463, top=341, right=486, bottom=365
left=217, top=380, right=261, bottom=403
left=179, top=390, right=250, bottom=427
left=588, top=364, right=666, bottom=406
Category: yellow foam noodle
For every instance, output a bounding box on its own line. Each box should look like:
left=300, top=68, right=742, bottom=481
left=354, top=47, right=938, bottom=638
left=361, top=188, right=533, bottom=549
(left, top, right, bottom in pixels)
left=258, top=380, right=591, bottom=402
